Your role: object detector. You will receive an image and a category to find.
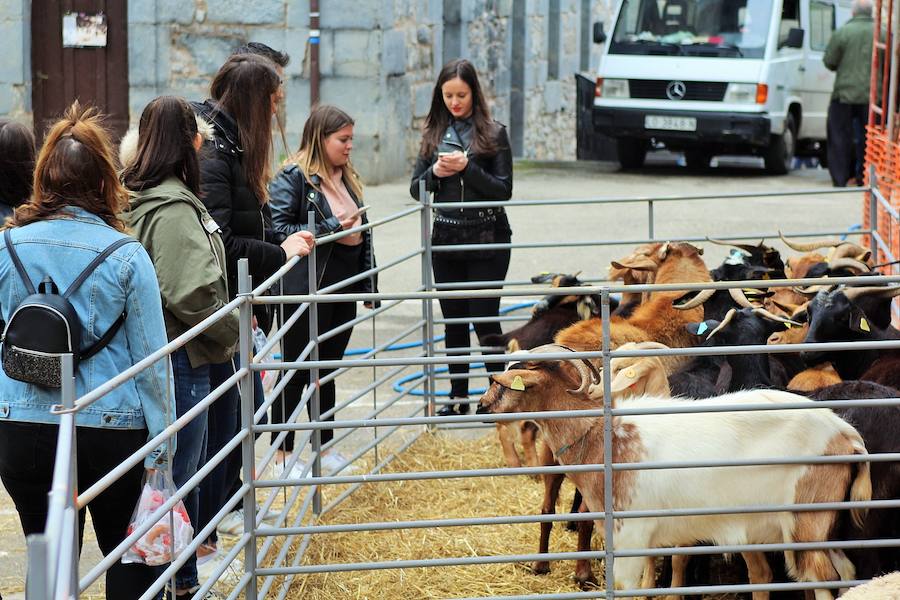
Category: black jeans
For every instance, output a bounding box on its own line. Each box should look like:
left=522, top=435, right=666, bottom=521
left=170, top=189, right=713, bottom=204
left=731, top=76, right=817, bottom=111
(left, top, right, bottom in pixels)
left=432, top=248, right=511, bottom=398
left=275, top=244, right=361, bottom=452
left=827, top=100, right=868, bottom=186
left=0, top=421, right=157, bottom=599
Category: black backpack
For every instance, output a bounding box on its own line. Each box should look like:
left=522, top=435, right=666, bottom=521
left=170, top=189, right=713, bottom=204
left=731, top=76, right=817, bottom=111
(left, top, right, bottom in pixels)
left=1, top=228, right=138, bottom=388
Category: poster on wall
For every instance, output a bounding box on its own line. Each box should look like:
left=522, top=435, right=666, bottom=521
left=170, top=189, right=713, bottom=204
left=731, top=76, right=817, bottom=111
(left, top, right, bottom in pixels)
left=62, top=12, right=108, bottom=48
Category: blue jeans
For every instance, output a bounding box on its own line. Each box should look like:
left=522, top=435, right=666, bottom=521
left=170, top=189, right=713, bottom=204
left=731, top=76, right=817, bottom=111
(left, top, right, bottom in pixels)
left=198, top=350, right=264, bottom=546
left=171, top=349, right=210, bottom=590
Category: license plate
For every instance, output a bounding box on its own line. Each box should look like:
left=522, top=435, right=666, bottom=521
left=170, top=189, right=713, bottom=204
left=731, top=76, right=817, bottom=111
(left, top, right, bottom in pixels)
left=644, top=115, right=697, bottom=131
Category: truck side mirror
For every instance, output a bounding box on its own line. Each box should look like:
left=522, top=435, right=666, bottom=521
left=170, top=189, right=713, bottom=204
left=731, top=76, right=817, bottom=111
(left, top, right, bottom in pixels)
left=593, top=21, right=607, bottom=44
left=784, top=27, right=804, bottom=49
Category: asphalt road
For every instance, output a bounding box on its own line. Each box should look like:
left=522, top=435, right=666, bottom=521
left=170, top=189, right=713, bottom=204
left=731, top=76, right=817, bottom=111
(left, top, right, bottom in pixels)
left=0, top=155, right=859, bottom=597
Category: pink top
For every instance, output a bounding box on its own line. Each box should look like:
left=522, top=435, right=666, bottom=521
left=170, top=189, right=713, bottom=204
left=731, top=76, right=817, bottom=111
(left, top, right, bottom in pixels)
left=322, top=170, right=362, bottom=246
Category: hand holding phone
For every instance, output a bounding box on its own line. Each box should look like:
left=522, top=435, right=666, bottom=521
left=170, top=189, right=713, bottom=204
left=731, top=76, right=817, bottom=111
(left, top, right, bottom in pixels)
left=353, top=205, right=370, bottom=217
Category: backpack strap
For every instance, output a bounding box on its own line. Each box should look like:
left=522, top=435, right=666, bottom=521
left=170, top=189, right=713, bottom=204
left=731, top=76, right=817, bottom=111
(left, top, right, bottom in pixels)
left=81, top=311, right=127, bottom=361
left=63, top=237, right=138, bottom=299
left=3, top=229, right=37, bottom=295
left=64, top=236, right=138, bottom=360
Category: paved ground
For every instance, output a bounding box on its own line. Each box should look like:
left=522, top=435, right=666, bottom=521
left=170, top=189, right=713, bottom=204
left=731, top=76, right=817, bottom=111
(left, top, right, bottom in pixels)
left=0, top=155, right=860, bottom=597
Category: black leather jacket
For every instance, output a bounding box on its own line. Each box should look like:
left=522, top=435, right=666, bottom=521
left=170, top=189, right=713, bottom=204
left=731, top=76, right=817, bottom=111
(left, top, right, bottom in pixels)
left=409, top=118, right=513, bottom=237
left=269, top=164, right=378, bottom=296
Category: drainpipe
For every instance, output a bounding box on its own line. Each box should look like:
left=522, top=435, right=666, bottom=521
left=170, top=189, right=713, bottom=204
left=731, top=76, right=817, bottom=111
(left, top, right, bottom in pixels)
left=310, top=0, right=320, bottom=106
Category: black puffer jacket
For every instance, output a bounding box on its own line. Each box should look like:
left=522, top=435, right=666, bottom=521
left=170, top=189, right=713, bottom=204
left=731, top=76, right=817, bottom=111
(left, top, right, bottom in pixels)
left=191, top=100, right=287, bottom=301
left=409, top=118, right=513, bottom=238
left=269, top=164, right=377, bottom=296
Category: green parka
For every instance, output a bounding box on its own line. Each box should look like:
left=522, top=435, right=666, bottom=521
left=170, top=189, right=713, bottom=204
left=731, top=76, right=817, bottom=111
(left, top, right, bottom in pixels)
left=824, top=15, right=875, bottom=105
left=123, top=177, right=239, bottom=368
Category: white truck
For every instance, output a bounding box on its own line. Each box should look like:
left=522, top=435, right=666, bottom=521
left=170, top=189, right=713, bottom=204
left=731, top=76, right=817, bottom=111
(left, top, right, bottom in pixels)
left=592, top=0, right=853, bottom=173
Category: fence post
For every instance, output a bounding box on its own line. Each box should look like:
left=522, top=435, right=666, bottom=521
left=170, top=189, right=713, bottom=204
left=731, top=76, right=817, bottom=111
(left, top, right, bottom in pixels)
left=647, top=199, right=655, bottom=240
left=237, top=258, right=258, bottom=597
left=869, top=164, right=879, bottom=262
left=600, top=289, right=615, bottom=600
left=419, top=179, right=436, bottom=425
left=308, top=210, right=323, bottom=514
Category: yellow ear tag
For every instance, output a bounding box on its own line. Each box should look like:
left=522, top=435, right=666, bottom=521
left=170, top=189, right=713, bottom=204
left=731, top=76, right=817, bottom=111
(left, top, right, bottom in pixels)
left=860, top=318, right=871, bottom=332
left=624, top=369, right=636, bottom=379
left=510, top=375, right=526, bottom=391
left=784, top=322, right=793, bottom=329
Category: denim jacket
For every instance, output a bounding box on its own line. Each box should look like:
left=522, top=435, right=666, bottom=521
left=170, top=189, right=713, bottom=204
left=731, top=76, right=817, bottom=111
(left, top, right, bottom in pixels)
left=0, top=208, right=174, bottom=467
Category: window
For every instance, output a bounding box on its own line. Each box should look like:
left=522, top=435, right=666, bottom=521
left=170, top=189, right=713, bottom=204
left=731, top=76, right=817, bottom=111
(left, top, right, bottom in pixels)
left=810, top=0, right=836, bottom=51
left=779, top=0, right=801, bottom=48
left=548, top=0, right=561, bottom=79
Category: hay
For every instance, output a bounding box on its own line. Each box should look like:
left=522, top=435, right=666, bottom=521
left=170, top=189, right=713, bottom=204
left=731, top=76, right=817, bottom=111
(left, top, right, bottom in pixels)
left=273, top=432, right=599, bottom=599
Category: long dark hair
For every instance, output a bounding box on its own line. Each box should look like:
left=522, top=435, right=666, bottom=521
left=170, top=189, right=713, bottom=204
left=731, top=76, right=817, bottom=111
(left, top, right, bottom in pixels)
left=11, top=102, right=128, bottom=232
left=122, top=96, right=200, bottom=195
left=0, top=119, right=35, bottom=208
left=210, top=54, right=280, bottom=204
left=419, top=59, right=497, bottom=158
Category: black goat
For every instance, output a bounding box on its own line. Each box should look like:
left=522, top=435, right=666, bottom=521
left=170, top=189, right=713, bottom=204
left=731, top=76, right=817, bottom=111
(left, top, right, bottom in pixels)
left=809, top=381, right=900, bottom=579
left=802, top=285, right=900, bottom=383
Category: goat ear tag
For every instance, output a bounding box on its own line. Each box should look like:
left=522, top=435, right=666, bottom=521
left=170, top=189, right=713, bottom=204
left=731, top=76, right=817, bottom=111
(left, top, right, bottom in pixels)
left=859, top=317, right=871, bottom=332
left=784, top=322, right=793, bottom=329
left=510, top=375, right=526, bottom=391
left=696, top=322, right=709, bottom=335
left=624, top=369, right=636, bottom=379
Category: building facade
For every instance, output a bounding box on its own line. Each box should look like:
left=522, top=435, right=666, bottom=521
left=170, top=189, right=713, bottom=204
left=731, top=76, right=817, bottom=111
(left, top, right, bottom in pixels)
left=1, top=0, right=615, bottom=182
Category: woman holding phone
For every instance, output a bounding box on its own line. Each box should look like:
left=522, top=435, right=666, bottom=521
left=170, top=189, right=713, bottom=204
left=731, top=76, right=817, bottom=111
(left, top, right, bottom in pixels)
left=410, top=58, right=513, bottom=416
left=269, top=104, right=377, bottom=474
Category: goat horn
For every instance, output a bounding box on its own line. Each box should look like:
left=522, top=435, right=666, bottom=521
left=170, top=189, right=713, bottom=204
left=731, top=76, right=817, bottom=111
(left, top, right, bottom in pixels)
left=705, top=237, right=753, bottom=255
left=705, top=308, right=737, bottom=341
left=673, top=288, right=717, bottom=310
left=793, top=284, right=833, bottom=295
left=527, top=344, right=601, bottom=395
left=778, top=231, right=843, bottom=252
left=728, top=287, right=756, bottom=309
left=750, top=307, right=803, bottom=326
left=827, top=257, right=871, bottom=274
left=842, top=285, right=900, bottom=301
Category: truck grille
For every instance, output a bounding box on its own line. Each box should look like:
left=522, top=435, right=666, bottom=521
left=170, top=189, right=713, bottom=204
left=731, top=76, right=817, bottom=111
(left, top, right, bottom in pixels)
left=628, top=79, right=727, bottom=102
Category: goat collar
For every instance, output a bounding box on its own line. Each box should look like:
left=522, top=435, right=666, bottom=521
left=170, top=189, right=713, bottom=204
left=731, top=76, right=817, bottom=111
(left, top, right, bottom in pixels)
left=553, top=421, right=594, bottom=461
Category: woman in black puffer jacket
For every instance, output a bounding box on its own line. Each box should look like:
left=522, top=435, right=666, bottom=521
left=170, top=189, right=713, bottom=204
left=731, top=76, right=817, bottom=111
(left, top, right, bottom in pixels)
left=191, top=54, right=314, bottom=562
left=410, top=58, right=514, bottom=416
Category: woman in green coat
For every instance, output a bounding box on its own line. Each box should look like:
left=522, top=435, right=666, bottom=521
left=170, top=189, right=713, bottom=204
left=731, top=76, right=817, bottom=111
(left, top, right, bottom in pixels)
left=121, top=95, right=238, bottom=597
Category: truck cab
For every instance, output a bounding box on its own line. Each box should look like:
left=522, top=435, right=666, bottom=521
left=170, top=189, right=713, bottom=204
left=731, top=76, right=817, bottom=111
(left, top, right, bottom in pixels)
left=592, top=0, right=853, bottom=173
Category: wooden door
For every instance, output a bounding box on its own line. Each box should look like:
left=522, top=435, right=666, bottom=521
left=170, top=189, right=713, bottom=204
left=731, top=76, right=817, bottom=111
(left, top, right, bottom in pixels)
left=31, top=0, right=128, bottom=141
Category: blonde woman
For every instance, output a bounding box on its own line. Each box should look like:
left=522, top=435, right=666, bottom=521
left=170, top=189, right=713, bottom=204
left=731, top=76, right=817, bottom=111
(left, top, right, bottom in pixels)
left=269, top=105, right=377, bottom=474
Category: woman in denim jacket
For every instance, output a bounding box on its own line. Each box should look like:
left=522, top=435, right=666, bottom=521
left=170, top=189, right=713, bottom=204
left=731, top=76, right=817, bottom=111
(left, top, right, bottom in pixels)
left=0, top=104, right=173, bottom=599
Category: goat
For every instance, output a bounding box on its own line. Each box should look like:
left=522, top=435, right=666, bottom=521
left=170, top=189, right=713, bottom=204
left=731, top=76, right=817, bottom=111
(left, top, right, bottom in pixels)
left=706, top=238, right=786, bottom=281
left=556, top=242, right=711, bottom=375
left=839, top=572, right=900, bottom=599
left=480, top=272, right=604, bottom=471
left=810, top=381, right=900, bottom=580
left=802, top=285, right=900, bottom=383
left=481, top=345, right=871, bottom=600
left=787, top=363, right=842, bottom=392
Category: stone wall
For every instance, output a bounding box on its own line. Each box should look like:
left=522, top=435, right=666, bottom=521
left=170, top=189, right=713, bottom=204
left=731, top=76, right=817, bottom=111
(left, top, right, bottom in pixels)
left=0, top=0, right=29, bottom=118
left=1, top=0, right=616, bottom=182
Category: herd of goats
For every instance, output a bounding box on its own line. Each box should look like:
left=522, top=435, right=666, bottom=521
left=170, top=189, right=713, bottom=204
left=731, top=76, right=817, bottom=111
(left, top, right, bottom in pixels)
left=469, top=235, right=900, bottom=599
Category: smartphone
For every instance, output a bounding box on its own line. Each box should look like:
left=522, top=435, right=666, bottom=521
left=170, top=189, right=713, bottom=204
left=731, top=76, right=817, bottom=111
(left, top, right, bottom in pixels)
left=353, top=205, right=370, bottom=217
left=437, top=151, right=455, bottom=157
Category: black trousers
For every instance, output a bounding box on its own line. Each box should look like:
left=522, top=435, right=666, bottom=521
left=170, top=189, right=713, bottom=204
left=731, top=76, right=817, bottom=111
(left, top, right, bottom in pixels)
left=0, top=421, right=157, bottom=599
left=432, top=249, right=511, bottom=398
left=827, top=100, right=868, bottom=186
left=274, top=244, right=361, bottom=451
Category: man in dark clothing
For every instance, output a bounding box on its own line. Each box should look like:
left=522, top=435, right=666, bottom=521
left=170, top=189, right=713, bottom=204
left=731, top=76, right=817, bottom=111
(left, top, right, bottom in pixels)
left=824, top=0, right=874, bottom=187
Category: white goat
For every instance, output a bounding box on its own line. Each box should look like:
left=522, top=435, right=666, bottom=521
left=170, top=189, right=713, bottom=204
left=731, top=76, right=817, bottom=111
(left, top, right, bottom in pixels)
left=479, top=344, right=872, bottom=600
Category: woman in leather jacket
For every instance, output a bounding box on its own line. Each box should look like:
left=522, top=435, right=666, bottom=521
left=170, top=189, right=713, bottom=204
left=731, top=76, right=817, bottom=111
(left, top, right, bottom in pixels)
left=270, top=105, right=377, bottom=474
left=410, top=59, right=513, bottom=416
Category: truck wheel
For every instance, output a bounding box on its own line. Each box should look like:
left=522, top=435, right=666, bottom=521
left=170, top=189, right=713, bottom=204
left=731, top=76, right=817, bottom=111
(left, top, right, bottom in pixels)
left=617, top=138, right=648, bottom=169
left=764, top=114, right=796, bottom=175
left=684, top=150, right=712, bottom=170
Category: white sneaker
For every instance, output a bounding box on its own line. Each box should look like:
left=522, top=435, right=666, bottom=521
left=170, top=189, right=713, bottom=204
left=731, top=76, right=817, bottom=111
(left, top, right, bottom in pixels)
left=216, top=508, right=245, bottom=536
left=275, top=457, right=312, bottom=480
left=196, top=548, right=243, bottom=585
left=320, top=452, right=360, bottom=475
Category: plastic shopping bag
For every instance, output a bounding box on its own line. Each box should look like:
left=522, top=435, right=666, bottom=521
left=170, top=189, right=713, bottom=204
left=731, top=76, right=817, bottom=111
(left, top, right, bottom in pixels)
left=122, top=470, right=193, bottom=566
left=254, top=326, right=280, bottom=393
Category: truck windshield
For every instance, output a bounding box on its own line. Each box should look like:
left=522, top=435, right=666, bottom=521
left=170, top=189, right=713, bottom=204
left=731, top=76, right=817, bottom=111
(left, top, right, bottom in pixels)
left=610, top=0, right=773, bottom=58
